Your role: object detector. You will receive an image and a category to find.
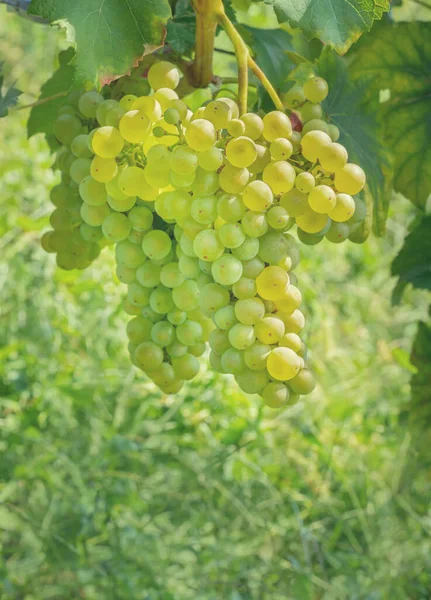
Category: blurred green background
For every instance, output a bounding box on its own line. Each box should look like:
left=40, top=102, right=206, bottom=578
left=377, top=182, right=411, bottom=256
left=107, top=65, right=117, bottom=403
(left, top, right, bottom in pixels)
left=1, top=6, right=430, bottom=599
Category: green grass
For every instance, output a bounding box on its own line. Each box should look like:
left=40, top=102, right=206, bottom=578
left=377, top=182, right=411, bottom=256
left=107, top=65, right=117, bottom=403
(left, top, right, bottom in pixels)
left=0, top=8, right=430, bottom=599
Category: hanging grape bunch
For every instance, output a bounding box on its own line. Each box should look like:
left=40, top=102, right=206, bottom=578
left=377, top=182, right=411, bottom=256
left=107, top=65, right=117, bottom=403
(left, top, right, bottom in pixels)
left=41, top=57, right=366, bottom=407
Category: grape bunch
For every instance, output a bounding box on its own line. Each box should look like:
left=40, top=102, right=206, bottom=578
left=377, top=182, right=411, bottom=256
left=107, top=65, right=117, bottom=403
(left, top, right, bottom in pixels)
left=40, top=60, right=367, bottom=406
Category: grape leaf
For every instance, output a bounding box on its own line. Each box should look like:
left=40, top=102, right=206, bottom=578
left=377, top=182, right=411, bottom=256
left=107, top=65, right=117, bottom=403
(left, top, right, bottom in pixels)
left=166, top=21, right=195, bottom=55
left=264, top=0, right=389, bottom=54
left=27, top=48, right=76, bottom=145
left=290, top=49, right=392, bottom=235
left=28, top=0, right=172, bottom=87
left=391, top=216, right=431, bottom=292
left=349, top=21, right=431, bottom=209
left=0, top=63, right=22, bottom=118
left=408, top=320, right=431, bottom=432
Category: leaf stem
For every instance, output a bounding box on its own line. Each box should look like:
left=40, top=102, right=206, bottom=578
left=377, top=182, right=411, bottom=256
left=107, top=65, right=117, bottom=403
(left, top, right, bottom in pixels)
left=10, top=91, right=67, bottom=112
left=247, top=57, right=284, bottom=111
left=190, top=0, right=221, bottom=87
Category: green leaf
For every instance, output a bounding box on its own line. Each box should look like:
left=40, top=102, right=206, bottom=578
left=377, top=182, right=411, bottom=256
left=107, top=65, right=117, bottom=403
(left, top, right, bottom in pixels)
left=264, top=0, right=389, bottom=54
left=409, top=320, right=431, bottom=429
left=0, top=63, right=22, bottom=118
left=290, top=50, right=391, bottom=235
left=28, top=0, right=172, bottom=86
left=27, top=48, right=76, bottom=142
left=349, top=21, right=431, bottom=209
left=166, top=21, right=195, bottom=55
left=391, top=216, right=431, bottom=292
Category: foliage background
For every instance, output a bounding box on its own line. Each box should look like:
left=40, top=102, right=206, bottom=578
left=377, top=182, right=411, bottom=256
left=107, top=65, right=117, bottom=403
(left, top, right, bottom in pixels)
left=0, top=3, right=431, bottom=599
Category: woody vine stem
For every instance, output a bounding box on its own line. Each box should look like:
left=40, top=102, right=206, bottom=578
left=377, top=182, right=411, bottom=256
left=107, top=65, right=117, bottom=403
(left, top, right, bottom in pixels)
left=191, top=0, right=284, bottom=114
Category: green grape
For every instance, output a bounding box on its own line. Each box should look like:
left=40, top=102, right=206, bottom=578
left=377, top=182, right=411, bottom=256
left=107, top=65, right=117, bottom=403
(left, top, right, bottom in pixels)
left=127, top=206, right=152, bottom=231
left=79, top=176, right=107, bottom=205
left=256, top=266, right=289, bottom=300
left=102, top=212, right=131, bottom=242
left=242, top=257, right=265, bottom=279
left=226, top=136, right=257, bottom=168
left=209, top=350, right=224, bottom=372
left=71, top=134, right=93, bottom=158
left=170, top=145, right=198, bottom=175
left=258, top=232, right=290, bottom=265
left=327, top=124, right=340, bottom=142
left=319, top=142, right=348, bottom=172
left=270, top=138, right=293, bottom=161
left=348, top=197, right=366, bottom=225
left=40, top=231, right=56, bottom=253
left=218, top=222, right=245, bottom=249
left=167, top=309, right=187, bottom=326
left=200, top=282, right=230, bottom=315
left=58, top=105, right=77, bottom=117
left=244, top=342, right=270, bottom=370
left=148, top=61, right=180, bottom=91
left=49, top=207, right=79, bottom=230
left=221, top=348, right=246, bottom=375
left=177, top=320, right=204, bottom=346
left=249, top=144, right=271, bottom=175
left=116, top=239, right=146, bottom=268
left=168, top=191, right=192, bottom=221
left=329, top=193, right=355, bottom=222
left=119, top=94, right=137, bottom=111
left=56, top=252, right=78, bottom=270
left=105, top=105, right=126, bottom=128
left=262, top=382, right=290, bottom=408
left=108, top=195, right=137, bottom=212
left=142, top=230, right=172, bottom=260
left=235, top=369, right=268, bottom=394
left=127, top=282, right=151, bottom=307
left=242, top=180, right=273, bottom=212
left=300, top=130, right=332, bottom=162
left=325, top=221, right=350, bottom=243
left=232, top=276, right=257, bottom=299
left=80, top=202, right=111, bottom=227
left=274, top=284, right=302, bottom=314
left=126, top=316, right=152, bottom=343
left=217, top=194, right=246, bottom=222
left=296, top=209, right=329, bottom=234
left=136, top=261, right=160, bottom=287
left=154, top=88, right=179, bottom=111
left=228, top=323, right=256, bottom=350
left=90, top=156, right=118, bottom=183
left=92, top=126, right=124, bottom=159
left=197, top=147, right=223, bottom=172
left=262, top=111, right=292, bottom=142
left=303, top=76, right=329, bottom=103
left=78, top=91, right=104, bottom=118
left=294, top=172, right=315, bottom=194
left=334, top=163, right=366, bottom=195
left=118, top=166, right=147, bottom=196
left=160, top=262, right=185, bottom=288
left=123, top=297, right=142, bottom=316
left=214, top=305, right=237, bottom=330
left=193, top=229, right=224, bottom=261
left=191, top=195, right=218, bottom=225
left=216, top=96, right=239, bottom=119
left=96, top=99, right=119, bottom=126
left=185, top=119, right=216, bottom=152
left=50, top=183, right=76, bottom=208
left=231, top=236, right=259, bottom=261
left=241, top=211, right=268, bottom=238
left=134, top=341, right=164, bottom=371
left=172, top=354, right=200, bottom=381
left=128, top=229, right=145, bottom=244
left=53, top=114, right=82, bottom=146
left=302, top=119, right=329, bottom=136
left=120, top=110, right=151, bottom=144
left=289, top=368, right=316, bottom=394
left=172, top=279, right=200, bottom=310
left=300, top=102, right=323, bottom=122
left=282, top=84, right=306, bottom=109
left=105, top=171, right=129, bottom=201
left=211, top=254, right=243, bottom=285
left=164, top=107, right=180, bottom=125
left=254, top=315, right=285, bottom=344
left=80, top=223, right=103, bottom=243
left=263, top=161, right=296, bottom=196
left=189, top=342, right=207, bottom=358
left=169, top=169, right=195, bottom=190
left=227, top=118, right=246, bottom=137
left=219, top=164, right=249, bottom=194
left=279, top=332, right=303, bottom=354
left=204, top=99, right=232, bottom=129
left=132, top=96, right=162, bottom=121
left=235, top=297, right=265, bottom=325
left=267, top=206, right=290, bottom=230
left=279, top=309, right=305, bottom=333
left=180, top=234, right=197, bottom=257
left=116, top=263, right=136, bottom=284
left=149, top=286, right=174, bottom=314
left=166, top=341, right=188, bottom=357
left=151, top=321, right=175, bottom=347
left=267, top=347, right=301, bottom=381
left=296, top=228, right=324, bottom=245
left=308, top=185, right=336, bottom=214
left=178, top=255, right=200, bottom=278
left=191, top=168, right=219, bottom=195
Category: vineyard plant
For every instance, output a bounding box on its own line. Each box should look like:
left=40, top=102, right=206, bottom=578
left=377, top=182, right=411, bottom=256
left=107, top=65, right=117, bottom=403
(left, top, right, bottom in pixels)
left=0, top=0, right=430, bottom=598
